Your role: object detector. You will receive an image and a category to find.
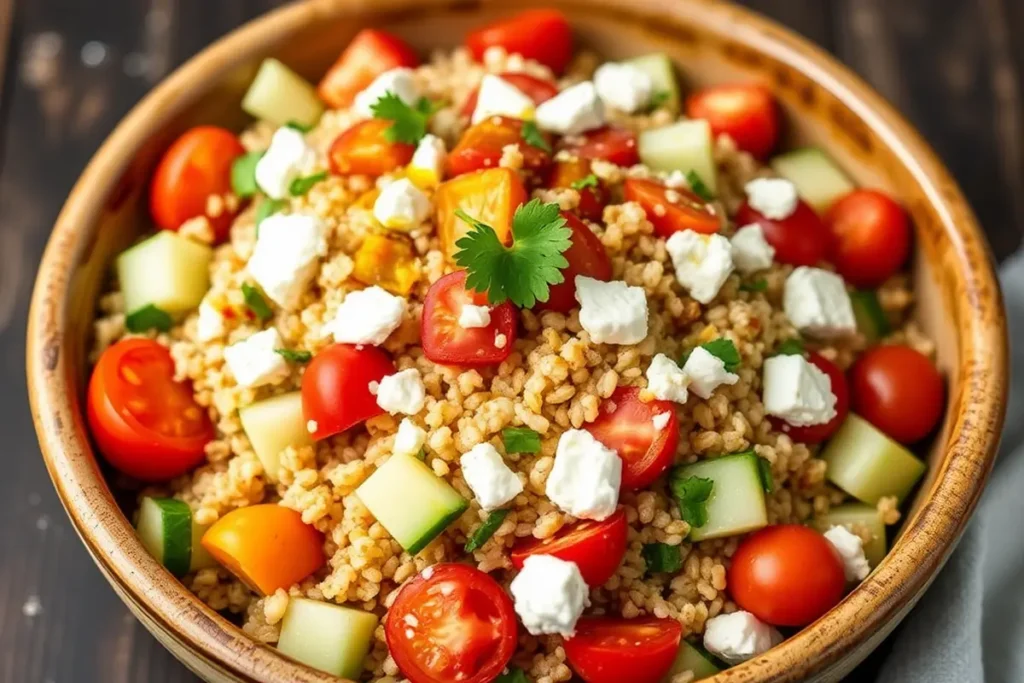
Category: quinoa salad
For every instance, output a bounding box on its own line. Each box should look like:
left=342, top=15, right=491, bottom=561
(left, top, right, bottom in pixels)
left=87, top=9, right=946, bottom=683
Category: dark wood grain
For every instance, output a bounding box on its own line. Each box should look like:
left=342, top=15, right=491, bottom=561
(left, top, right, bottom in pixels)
left=0, top=1, right=1020, bottom=682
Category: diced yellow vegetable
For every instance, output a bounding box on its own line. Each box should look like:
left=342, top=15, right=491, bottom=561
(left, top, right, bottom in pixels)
left=352, top=233, right=421, bottom=296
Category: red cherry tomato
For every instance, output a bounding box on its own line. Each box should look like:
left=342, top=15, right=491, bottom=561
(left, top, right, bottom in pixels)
left=149, top=126, right=244, bottom=241
left=301, top=344, right=395, bottom=440
left=585, top=387, right=679, bottom=490
left=735, top=198, right=832, bottom=266
left=421, top=271, right=517, bottom=367
left=447, top=116, right=553, bottom=178
left=624, top=178, right=719, bottom=238
left=537, top=212, right=612, bottom=313
left=685, top=84, right=780, bottom=159
left=824, top=189, right=912, bottom=288
left=465, top=9, right=573, bottom=75
left=385, top=563, right=517, bottom=683
left=770, top=352, right=849, bottom=444
left=317, top=29, right=420, bottom=109
left=328, top=119, right=416, bottom=177
left=849, top=344, right=944, bottom=443
left=564, top=617, right=682, bottom=683
left=87, top=339, right=213, bottom=482
left=560, top=126, right=640, bottom=167
left=548, top=158, right=609, bottom=222
left=729, top=525, right=846, bottom=627
left=511, top=508, right=628, bottom=587
left=460, top=72, right=559, bottom=119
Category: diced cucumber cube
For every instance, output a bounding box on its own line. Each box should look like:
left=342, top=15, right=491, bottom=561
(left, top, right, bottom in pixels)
left=242, top=59, right=324, bottom=128
left=356, top=454, right=468, bottom=554
left=812, top=503, right=887, bottom=568
left=638, top=120, right=717, bottom=193
left=770, top=147, right=854, bottom=213
left=821, top=415, right=926, bottom=504
left=624, top=53, right=681, bottom=114
left=136, top=497, right=194, bottom=577
left=850, top=290, right=891, bottom=343
left=239, top=392, right=313, bottom=483
left=674, top=452, right=768, bottom=541
left=277, top=598, right=378, bottom=679
left=666, top=639, right=723, bottom=680
left=117, top=231, right=212, bottom=316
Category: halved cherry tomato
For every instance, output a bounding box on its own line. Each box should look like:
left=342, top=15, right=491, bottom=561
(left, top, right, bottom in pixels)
left=421, top=271, right=517, bottom=367
left=317, top=29, right=420, bottom=109
left=824, top=189, right=912, bottom=288
left=561, top=126, right=640, bottom=167
left=849, top=344, right=944, bottom=443
left=770, top=352, right=849, bottom=444
left=624, top=178, right=719, bottom=238
left=465, top=9, right=573, bottom=75
left=685, top=84, right=780, bottom=159
left=586, top=387, right=679, bottom=490
left=201, top=504, right=325, bottom=595
left=735, top=198, right=832, bottom=266
left=511, top=508, right=627, bottom=587
left=537, top=211, right=612, bottom=313
left=329, top=119, right=416, bottom=177
left=460, top=72, right=559, bottom=119
left=149, top=126, right=244, bottom=240
left=301, top=344, right=395, bottom=440
left=385, top=563, right=517, bottom=683
left=564, top=617, right=683, bottom=683
left=447, top=116, right=553, bottom=178
left=87, top=338, right=213, bottom=482
left=435, top=167, right=527, bottom=259
left=548, top=158, right=608, bottom=222
left=729, top=525, right=846, bottom=627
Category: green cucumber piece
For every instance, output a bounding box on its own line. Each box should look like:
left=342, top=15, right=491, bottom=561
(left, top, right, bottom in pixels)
left=624, top=53, right=680, bottom=114
left=821, top=415, right=926, bottom=504
left=136, top=497, right=193, bottom=577
left=242, top=59, right=324, bottom=128
left=770, top=147, right=854, bottom=213
left=665, top=639, right=722, bottom=681
left=239, top=392, right=313, bottom=483
left=277, top=598, right=378, bottom=678
left=674, top=453, right=768, bottom=541
left=356, top=454, right=468, bottom=554
left=812, top=503, right=887, bottom=568
left=638, top=120, right=717, bottom=193
left=117, top=231, right=212, bottom=316
left=850, top=290, right=891, bottom=342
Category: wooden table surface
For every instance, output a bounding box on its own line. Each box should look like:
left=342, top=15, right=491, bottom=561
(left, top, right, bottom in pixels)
left=1, top=1, right=1021, bottom=681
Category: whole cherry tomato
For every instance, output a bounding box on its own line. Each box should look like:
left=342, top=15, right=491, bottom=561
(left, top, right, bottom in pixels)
left=848, top=344, right=944, bottom=443
left=686, top=84, right=780, bottom=159
left=301, top=344, right=395, bottom=440
left=824, top=189, right=912, bottom=288
left=771, top=352, right=849, bottom=444
left=735, top=198, right=832, bottom=266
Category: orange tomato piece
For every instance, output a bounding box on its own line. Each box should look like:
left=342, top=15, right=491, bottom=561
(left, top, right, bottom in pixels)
left=352, top=232, right=421, bottom=295
left=447, top=116, right=552, bottom=178
left=435, top=167, right=527, bottom=260
left=329, top=119, right=415, bottom=177
left=548, top=157, right=608, bottom=222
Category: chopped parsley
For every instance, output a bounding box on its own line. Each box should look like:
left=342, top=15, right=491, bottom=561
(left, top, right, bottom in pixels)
left=288, top=171, right=327, bottom=197
left=756, top=455, right=774, bottom=493
left=241, top=283, right=273, bottom=322
left=701, top=338, right=741, bottom=372
left=739, top=279, right=768, bottom=293
left=464, top=509, right=510, bottom=553
left=125, top=304, right=172, bottom=333
left=570, top=173, right=599, bottom=191
left=649, top=90, right=671, bottom=109
left=773, top=338, right=805, bottom=357
left=230, top=151, right=263, bottom=198
left=495, top=668, right=530, bottom=683
left=685, top=170, right=715, bottom=202
left=371, top=92, right=439, bottom=144
left=275, top=348, right=312, bottom=363
left=669, top=469, right=714, bottom=529
left=642, top=542, right=683, bottom=575
left=502, top=427, right=542, bottom=454
left=284, top=120, right=313, bottom=133
left=520, top=120, right=551, bottom=153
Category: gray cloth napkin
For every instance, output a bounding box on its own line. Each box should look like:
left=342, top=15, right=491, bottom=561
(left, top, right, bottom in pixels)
left=877, top=251, right=1024, bottom=683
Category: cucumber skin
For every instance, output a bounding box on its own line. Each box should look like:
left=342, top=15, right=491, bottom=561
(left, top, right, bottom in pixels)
left=405, top=501, right=469, bottom=555
left=668, top=639, right=722, bottom=680
left=137, top=497, right=193, bottom=578
left=821, top=415, right=926, bottom=504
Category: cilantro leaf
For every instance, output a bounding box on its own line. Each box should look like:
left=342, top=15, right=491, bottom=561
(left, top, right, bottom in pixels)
left=495, top=668, right=530, bottom=683
left=465, top=509, right=510, bottom=552
left=241, top=283, right=273, bottom=322
left=701, top=338, right=741, bottom=372
left=453, top=199, right=572, bottom=308
left=739, top=279, right=768, bottom=293
left=570, top=173, right=599, bottom=191
left=642, top=542, right=683, bottom=575
left=773, top=338, right=805, bottom=357
left=502, top=427, right=542, bottom=454
left=231, top=151, right=263, bottom=198
left=669, top=469, right=714, bottom=529
left=288, top=171, right=327, bottom=197
left=125, top=304, right=172, bottom=333
left=520, top=120, right=551, bottom=153
left=371, top=92, right=438, bottom=145
left=757, top=455, right=774, bottom=493
left=275, top=348, right=312, bottom=363
left=649, top=90, right=671, bottom=109
left=686, top=170, right=715, bottom=202
left=285, top=120, right=313, bottom=133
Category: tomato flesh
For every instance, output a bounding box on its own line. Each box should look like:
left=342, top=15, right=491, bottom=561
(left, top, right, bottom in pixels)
left=511, top=508, right=628, bottom=587
left=824, top=189, right=912, bottom=288
left=87, top=338, right=213, bottom=482
left=465, top=9, right=573, bottom=75
left=586, top=387, right=679, bottom=490
left=624, top=178, right=719, bottom=237
left=329, top=119, right=416, bottom=177
left=536, top=211, right=611, bottom=314
left=548, top=158, right=609, bottom=222
left=561, top=126, right=640, bottom=167
left=385, top=563, right=517, bottom=683
left=460, top=72, right=559, bottom=119
left=849, top=344, right=944, bottom=443
left=301, top=344, right=395, bottom=439
left=735, top=198, right=832, bottom=266
left=771, top=352, right=849, bottom=444
left=317, top=29, right=420, bottom=109
left=421, top=271, right=517, bottom=367
left=447, top=116, right=553, bottom=178
left=685, top=84, right=780, bottom=159
left=564, top=617, right=682, bottom=683
left=435, top=167, right=527, bottom=259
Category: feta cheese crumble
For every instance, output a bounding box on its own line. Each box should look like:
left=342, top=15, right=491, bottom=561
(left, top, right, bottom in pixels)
left=744, top=177, right=799, bottom=220
left=574, top=276, right=648, bottom=345
left=593, top=62, right=653, bottom=113
left=254, top=126, right=316, bottom=199
left=407, top=134, right=447, bottom=188
left=224, top=328, right=290, bottom=389
left=373, top=178, right=431, bottom=231
left=730, top=224, right=776, bottom=274
left=322, top=286, right=406, bottom=345
left=783, top=267, right=857, bottom=339
left=509, top=555, right=590, bottom=637
left=458, top=303, right=492, bottom=329
left=196, top=299, right=225, bottom=342
left=247, top=212, right=328, bottom=309
left=682, top=346, right=739, bottom=399
left=824, top=525, right=872, bottom=582
left=393, top=418, right=427, bottom=458
left=353, top=67, right=420, bottom=118
left=546, top=429, right=622, bottom=521
left=535, top=81, right=605, bottom=136
left=666, top=231, right=735, bottom=304
left=459, top=443, right=524, bottom=511
left=472, top=74, right=537, bottom=124
left=652, top=411, right=672, bottom=432
left=375, top=368, right=427, bottom=415
left=762, top=354, right=837, bottom=426
left=646, top=353, right=690, bottom=404
left=703, top=611, right=783, bottom=665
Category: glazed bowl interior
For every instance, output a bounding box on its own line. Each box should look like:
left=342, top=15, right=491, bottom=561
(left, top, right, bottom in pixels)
left=28, top=0, right=1007, bottom=682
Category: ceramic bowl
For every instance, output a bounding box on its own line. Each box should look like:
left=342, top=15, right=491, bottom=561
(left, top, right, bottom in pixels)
left=27, top=0, right=1008, bottom=681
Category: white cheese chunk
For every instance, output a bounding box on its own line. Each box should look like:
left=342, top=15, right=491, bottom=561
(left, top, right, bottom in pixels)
left=730, top=224, right=776, bottom=274
left=407, top=134, right=447, bottom=187
left=254, top=126, right=317, bottom=200
left=247, top=212, right=328, bottom=309
left=535, top=81, right=605, bottom=136
left=652, top=411, right=672, bottom=432
left=744, top=177, right=799, bottom=220
left=196, top=299, right=226, bottom=342
left=703, top=611, right=783, bottom=665
left=682, top=346, right=740, bottom=399
left=322, top=286, right=406, bottom=346
left=458, top=303, right=492, bottom=329
left=762, top=354, right=837, bottom=427
left=223, top=328, right=290, bottom=389
left=546, top=429, right=621, bottom=521
left=824, top=525, right=872, bottom=582
left=593, top=62, right=653, bottom=113
left=472, top=74, right=537, bottom=124
left=460, top=443, right=524, bottom=511
left=666, top=231, right=735, bottom=305
left=372, top=177, right=431, bottom=231
left=510, top=555, right=590, bottom=637
left=783, top=267, right=856, bottom=339
left=574, top=276, right=648, bottom=345
left=646, top=353, right=690, bottom=404
left=353, top=67, right=420, bottom=119
left=393, top=418, right=427, bottom=458
left=375, top=368, right=426, bottom=416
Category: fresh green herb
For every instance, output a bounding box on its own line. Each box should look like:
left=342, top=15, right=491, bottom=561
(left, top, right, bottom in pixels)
left=570, top=173, right=599, bottom=191
left=495, top=668, right=530, bottom=683
left=241, top=283, right=273, bottom=322
left=701, top=338, right=741, bottom=372
left=642, top=542, right=683, bottom=575
left=255, top=198, right=287, bottom=236
left=284, top=120, right=313, bottom=133
left=275, top=348, right=312, bottom=363
left=230, top=151, right=263, bottom=198
left=669, top=469, right=714, bottom=529
left=520, top=120, right=551, bottom=153
left=773, top=338, right=805, bottom=357
left=288, top=171, right=327, bottom=197
left=649, top=90, right=671, bottom=109
left=453, top=199, right=572, bottom=308
left=502, top=427, right=542, bottom=454
left=757, top=455, right=774, bottom=493
left=464, top=509, right=510, bottom=553
left=371, top=92, right=439, bottom=144
left=739, top=279, right=768, bottom=293
left=125, top=304, right=172, bottom=333
left=685, top=170, right=715, bottom=202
